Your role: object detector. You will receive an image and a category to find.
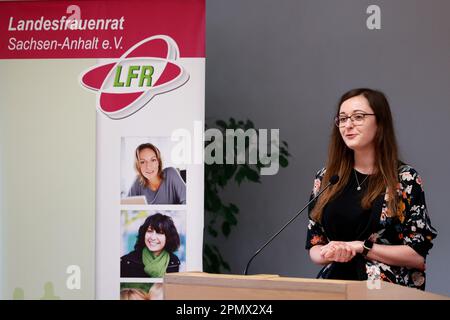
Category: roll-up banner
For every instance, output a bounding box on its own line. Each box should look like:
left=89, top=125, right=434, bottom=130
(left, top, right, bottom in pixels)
left=0, top=0, right=205, bottom=300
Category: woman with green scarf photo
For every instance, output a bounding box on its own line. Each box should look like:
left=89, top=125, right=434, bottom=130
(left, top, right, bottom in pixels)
left=121, top=213, right=181, bottom=278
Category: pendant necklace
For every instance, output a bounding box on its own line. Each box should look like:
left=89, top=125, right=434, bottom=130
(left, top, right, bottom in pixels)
left=354, top=169, right=369, bottom=191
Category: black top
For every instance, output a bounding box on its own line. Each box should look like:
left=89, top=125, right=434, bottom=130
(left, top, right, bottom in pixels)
left=321, top=170, right=374, bottom=280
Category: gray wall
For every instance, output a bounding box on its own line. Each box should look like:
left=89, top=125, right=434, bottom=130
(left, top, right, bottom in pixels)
left=205, top=0, right=450, bottom=295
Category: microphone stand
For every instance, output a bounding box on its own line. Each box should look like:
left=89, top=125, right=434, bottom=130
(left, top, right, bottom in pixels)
left=244, top=180, right=336, bottom=275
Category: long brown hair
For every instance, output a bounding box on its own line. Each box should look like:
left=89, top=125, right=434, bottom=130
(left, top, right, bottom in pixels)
left=134, top=143, right=164, bottom=187
left=311, top=88, right=400, bottom=222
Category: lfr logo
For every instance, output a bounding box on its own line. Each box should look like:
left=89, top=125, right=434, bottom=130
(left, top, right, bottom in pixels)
left=80, top=35, right=189, bottom=119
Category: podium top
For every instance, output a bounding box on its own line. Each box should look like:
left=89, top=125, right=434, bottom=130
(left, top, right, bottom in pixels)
left=164, top=272, right=449, bottom=300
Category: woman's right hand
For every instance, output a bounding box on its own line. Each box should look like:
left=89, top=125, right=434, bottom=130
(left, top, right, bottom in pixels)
left=320, top=241, right=357, bottom=263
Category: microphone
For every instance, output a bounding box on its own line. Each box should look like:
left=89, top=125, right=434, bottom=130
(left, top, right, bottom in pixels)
left=243, top=174, right=339, bottom=275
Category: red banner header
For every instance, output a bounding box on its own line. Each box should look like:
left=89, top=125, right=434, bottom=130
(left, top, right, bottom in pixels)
left=0, top=0, right=205, bottom=59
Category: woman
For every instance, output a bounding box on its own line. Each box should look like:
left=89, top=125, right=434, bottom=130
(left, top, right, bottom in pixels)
left=121, top=213, right=181, bottom=278
left=306, top=88, right=437, bottom=290
left=127, top=143, right=186, bottom=204
left=120, top=288, right=150, bottom=300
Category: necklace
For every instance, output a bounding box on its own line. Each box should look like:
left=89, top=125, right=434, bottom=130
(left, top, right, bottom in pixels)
left=354, top=169, right=369, bottom=191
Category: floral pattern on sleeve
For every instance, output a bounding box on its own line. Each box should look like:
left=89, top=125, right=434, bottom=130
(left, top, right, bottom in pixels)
left=397, top=166, right=437, bottom=258
left=305, top=168, right=328, bottom=250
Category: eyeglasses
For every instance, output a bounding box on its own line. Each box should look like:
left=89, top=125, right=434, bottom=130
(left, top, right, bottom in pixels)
left=334, top=113, right=375, bottom=127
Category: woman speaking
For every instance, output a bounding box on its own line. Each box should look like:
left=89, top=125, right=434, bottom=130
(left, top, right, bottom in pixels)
left=306, top=88, right=437, bottom=290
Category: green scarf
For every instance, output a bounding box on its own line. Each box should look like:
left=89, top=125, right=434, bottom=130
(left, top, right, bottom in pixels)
left=142, top=247, right=170, bottom=278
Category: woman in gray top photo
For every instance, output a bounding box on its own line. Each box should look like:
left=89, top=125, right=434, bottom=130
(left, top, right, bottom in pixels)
left=128, top=143, right=186, bottom=204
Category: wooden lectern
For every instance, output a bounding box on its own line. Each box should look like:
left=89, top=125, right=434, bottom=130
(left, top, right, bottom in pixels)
left=164, top=272, right=448, bottom=300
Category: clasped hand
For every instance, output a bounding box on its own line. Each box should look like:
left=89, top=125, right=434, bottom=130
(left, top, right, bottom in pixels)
left=320, top=241, right=363, bottom=263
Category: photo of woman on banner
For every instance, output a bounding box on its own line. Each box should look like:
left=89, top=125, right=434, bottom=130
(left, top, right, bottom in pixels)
left=125, top=142, right=186, bottom=205
left=119, top=283, right=164, bottom=300
left=120, top=288, right=150, bottom=300
left=121, top=213, right=181, bottom=278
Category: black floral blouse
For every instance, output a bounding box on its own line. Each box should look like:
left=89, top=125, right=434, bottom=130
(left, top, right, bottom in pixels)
left=305, top=164, right=437, bottom=290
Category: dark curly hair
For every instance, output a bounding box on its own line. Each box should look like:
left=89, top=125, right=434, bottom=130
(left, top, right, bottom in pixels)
left=134, top=213, right=180, bottom=253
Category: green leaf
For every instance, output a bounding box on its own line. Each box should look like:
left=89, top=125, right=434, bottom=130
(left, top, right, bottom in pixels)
left=203, top=244, right=222, bottom=273
left=244, top=166, right=260, bottom=183
left=203, top=244, right=212, bottom=256
left=229, top=203, right=239, bottom=213
left=225, top=210, right=238, bottom=226
left=224, top=164, right=237, bottom=180
left=222, top=222, right=231, bottom=237
left=280, top=147, right=291, bottom=157
left=229, top=118, right=237, bottom=128
left=206, top=191, right=222, bottom=212
left=222, top=261, right=231, bottom=271
left=204, top=245, right=218, bottom=264
left=207, top=225, right=218, bottom=237
left=234, top=167, right=246, bottom=185
left=246, top=119, right=255, bottom=129
left=217, top=170, right=227, bottom=187
left=216, top=120, right=227, bottom=129
left=280, top=156, right=289, bottom=168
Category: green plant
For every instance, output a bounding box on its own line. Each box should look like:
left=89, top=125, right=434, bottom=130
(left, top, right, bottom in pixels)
left=203, top=118, right=291, bottom=273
